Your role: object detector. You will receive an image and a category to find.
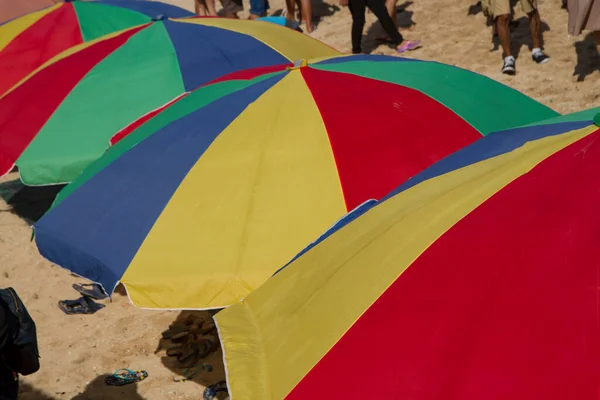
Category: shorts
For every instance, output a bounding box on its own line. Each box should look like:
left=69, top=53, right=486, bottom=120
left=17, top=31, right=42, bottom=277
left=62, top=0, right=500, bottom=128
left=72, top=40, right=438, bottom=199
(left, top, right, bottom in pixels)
left=490, top=0, right=537, bottom=18
left=249, top=0, right=270, bottom=16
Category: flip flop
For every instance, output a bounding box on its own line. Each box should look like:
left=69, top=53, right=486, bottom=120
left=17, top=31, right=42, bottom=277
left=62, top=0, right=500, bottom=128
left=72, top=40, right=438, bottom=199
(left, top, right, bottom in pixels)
left=72, top=283, right=108, bottom=300
left=58, top=296, right=105, bottom=315
left=105, top=369, right=148, bottom=386
left=396, top=40, right=421, bottom=53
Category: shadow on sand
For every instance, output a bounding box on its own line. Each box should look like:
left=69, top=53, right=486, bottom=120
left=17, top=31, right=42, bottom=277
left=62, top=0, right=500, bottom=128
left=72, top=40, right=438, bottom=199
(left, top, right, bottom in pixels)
left=16, top=382, right=56, bottom=400
left=156, top=311, right=227, bottom=398
left=17, top=378, right=145, bottom=400
left=573, top=32, right=600, bottom=82
left=0, top=178, right=63, bottom=224
left=70, top=375, right=145, bottom=400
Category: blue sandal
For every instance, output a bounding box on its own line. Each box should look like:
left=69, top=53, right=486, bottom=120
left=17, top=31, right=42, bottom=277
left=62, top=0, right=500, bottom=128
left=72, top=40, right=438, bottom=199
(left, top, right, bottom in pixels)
left=105, top=369, right=148, bottom=386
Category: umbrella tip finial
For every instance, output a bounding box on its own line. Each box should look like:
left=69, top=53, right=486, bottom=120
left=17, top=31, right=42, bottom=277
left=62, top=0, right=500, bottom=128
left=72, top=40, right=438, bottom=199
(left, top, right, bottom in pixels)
left=594, top=113, right=600, bottom=128
left=287, top=60, right=308, bottom=71
left=152, top=14, right=167, bottom=21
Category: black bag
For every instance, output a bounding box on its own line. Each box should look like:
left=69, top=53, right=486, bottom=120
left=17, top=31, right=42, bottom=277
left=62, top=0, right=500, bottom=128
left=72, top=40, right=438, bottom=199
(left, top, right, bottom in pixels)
left=0, top=288, right=40, bottom=376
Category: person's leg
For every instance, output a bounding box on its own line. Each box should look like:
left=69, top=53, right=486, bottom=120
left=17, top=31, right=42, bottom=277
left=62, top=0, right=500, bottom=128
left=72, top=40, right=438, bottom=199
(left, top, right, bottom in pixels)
left=375, top=0, right=398, bottom=41
left=286, top=0, right=296, bottom=20
left=493, top=0, right=517, bottom=75
left=195, top=0, right=208, bottom=15
left=496, top=14, right=512, bottom=57
left=527, top=10, right=542, bottom=49
left=366, top=0, right=404, bottom=44
left=368, top=0, right=421, bottom=52
left=523, top=0, right=550, bottom=64
left=349, top=0, right=367, bottom=54
left=300, top=0, right=314, bottom=32
left=205, top=0, right=218, bottom=15
left=496, top=13, right=517, bottom=73
left=491, top=0, right=512, bottom=54
left=385, top=0, right=398, bottom=28
left=198, top=4, right=209, bottom=15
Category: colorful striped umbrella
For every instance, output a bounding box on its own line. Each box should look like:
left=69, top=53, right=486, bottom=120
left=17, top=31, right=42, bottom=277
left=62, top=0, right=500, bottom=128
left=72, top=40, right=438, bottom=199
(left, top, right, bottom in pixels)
left=34, top=55, right=558, bottom=310
left=214, top=109, right=600, bottom=400
left=0, top=17, right=339, bottom=186
left=0, top=0, right=193, bottom=96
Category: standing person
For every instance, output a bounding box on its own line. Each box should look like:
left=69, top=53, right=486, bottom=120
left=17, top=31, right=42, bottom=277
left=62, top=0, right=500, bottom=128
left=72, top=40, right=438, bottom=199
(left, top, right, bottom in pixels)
left=0, top=288, right=40, bottom=400
left=340, top=0, right=420, bottom=54
left=568, top=0, right=600, bottom=56
left=491, top=0, right=550, bottom=75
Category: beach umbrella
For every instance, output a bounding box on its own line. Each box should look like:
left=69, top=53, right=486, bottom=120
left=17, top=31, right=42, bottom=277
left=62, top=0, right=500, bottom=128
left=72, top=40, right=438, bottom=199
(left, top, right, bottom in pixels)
left=33, top=55, right=559, bottom=310
left=213, top=109, right=600, bottom=400
left=0, top=0, right=193, bottom=96
left=0, top=0, right=56, bottom=25
left=0, top=17, right=339, bottom=186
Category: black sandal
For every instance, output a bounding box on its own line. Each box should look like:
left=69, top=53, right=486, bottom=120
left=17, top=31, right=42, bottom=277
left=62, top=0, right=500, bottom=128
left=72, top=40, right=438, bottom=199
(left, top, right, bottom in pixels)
left=58, top=296, right=105, bottom=315
left=72, top=283, right=108, bottom=300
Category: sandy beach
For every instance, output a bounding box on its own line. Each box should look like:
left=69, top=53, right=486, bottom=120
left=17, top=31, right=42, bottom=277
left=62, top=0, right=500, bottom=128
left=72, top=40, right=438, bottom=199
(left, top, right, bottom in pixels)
left=0, top=0, right=598, bottom=398
left=306, top=0, right=599, bottom=114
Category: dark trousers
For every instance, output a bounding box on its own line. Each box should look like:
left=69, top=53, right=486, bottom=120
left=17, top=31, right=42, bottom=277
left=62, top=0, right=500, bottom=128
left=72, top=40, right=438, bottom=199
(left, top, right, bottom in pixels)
left=349, top=0, right=404, bottom=53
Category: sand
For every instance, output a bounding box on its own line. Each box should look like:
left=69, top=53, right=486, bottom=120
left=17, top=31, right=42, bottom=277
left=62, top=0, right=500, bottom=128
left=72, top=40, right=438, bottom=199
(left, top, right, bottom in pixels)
left=0, top=0, right=598, bottom=398
left=1, top=171, right=226, bottom=400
